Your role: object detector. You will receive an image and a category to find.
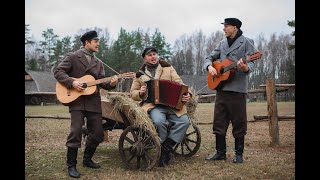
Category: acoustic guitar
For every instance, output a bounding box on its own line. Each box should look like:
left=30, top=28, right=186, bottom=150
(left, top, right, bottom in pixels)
left=56, top=72, right=136, bottom=104
left=207, top=51, right=262, bottom=90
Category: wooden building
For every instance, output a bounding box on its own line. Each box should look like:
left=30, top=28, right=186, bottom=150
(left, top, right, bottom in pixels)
left=25, top=70, right=57, bottom=105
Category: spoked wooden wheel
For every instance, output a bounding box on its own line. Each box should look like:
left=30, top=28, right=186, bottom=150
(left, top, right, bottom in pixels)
left=172, top=121, right=201, bottom=157
left=119, top=125, right=161, bottom=171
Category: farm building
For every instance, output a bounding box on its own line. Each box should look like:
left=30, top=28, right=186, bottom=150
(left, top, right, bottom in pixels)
left=25, top=70, right=57, bottom=105
left=26, top=70, right=291, bottom=105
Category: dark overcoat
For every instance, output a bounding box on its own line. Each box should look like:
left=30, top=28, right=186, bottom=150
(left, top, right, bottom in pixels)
left=54, top=49, right=115, bottom=113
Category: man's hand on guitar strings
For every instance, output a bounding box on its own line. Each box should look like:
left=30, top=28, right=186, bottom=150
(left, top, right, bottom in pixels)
left=208, top=65, right=218, bottom=76
left=72, top=80, right=85, bottom=91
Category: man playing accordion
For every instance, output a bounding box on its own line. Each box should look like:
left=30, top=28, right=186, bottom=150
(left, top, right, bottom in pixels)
left=130, top=46, right=192, bottom=167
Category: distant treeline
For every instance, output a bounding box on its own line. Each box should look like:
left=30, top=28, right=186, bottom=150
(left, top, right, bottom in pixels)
left=25, top=21, right=295, bottom=89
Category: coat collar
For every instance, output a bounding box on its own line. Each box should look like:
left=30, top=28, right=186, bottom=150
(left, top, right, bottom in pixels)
left=222, top=35, right=245, bottom=57
left=75, top=49, right=98, bottom=71
left=138, top=59, right=171, bottom=71
left=139, top=59, right=171, bottom=81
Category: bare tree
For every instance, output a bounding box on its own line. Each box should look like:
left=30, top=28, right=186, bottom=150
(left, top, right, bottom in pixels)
left=192, top=30, right=206, bottom=75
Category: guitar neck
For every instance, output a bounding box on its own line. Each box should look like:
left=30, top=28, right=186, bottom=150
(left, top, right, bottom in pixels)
left=223, top=61, right=238, bottom=72
left=86, top=75, right=121, bottom=87
left=220, top=51, right=261, bottom=73
left=223, top=56, right=249, bottom=72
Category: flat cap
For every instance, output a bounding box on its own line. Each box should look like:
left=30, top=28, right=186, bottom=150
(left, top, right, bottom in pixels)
left=80, top=30, right=99, bottom=43
left=221, top=18, right=242, bottom=29
left=142, top=46, right=158, bottom=58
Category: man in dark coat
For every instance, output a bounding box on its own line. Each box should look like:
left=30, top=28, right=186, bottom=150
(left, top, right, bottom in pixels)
left=54, top=30, right=119, bottom=178
left=203, top=18, right=256, bottom=164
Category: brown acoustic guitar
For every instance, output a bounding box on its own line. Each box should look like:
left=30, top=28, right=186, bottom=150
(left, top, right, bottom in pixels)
left=56, top=72, right=136, bottom=104
left=207, top=51, right=262, bottom=90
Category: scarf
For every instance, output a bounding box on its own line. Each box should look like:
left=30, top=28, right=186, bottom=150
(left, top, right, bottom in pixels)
left=145, top=61, right=159, bottom=77
left=227, top=29, right=243, bottom=47
left=81, top=47, right=95, bottom=63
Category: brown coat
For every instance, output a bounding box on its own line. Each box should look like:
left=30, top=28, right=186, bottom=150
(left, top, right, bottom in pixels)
left=130, top=60, right=192, bottom=117
left=54, top=49, right=116, bottom=113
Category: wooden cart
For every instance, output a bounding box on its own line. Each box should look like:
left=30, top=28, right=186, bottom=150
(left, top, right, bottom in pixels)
left=84, top=93, right=201, bottom=171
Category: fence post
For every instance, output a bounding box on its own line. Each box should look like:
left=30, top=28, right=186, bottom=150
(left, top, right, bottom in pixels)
left=266, top=79, right=280, bottom=145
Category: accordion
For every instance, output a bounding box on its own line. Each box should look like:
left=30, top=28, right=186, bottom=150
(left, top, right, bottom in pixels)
left=145, top=79, right=189, bottom=110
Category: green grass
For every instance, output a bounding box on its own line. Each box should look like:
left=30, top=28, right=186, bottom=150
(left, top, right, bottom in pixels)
left=25, top=102, right=295, bottom=179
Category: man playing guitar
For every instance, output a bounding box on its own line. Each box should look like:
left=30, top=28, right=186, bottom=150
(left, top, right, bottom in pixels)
left=54, top=30, right=119, bottom=178
left=203, top=18, right=259, bottom=164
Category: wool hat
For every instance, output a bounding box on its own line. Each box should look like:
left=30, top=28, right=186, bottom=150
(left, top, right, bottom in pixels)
left=142, top=46, right=158, bottom=57
left=221, top=18, right=242, bottom=29
left=80, top=30, right=99, bottom=43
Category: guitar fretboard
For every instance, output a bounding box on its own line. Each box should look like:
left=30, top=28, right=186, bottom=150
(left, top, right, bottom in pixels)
left=222, top=53, right=259, bottom=73
left=86, top=75, right=122, bottom=87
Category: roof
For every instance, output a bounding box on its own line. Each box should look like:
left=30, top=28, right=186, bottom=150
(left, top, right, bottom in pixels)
left=24, top=70, right=214, bottom=95
left=25, top=70, right=57, bottom=93
left=180, top=75, right=215, bottom=95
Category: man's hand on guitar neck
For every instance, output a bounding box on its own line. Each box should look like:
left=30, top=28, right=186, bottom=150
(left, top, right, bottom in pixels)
left=109, top=75, right=119, bottom=87
left=237, top=59, right=249, bottom=73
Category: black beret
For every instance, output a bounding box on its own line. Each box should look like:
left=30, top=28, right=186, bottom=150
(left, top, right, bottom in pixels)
left=142, top=46, right=158, bottom=58
left=80, top=30, right=99, bottom=43
left=221, top=18, right=242, bottom=29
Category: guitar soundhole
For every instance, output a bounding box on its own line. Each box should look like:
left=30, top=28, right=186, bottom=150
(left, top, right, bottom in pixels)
left=220, top=67, right=225, bottom=74
left=82, top=83, right=87, bottom=88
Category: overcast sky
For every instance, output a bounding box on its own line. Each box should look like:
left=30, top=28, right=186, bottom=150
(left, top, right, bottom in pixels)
left=25, top=0, right=295, bottom=45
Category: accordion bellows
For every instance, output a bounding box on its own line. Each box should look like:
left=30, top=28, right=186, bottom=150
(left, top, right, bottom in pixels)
left=146, top=79, right=188, bottom=110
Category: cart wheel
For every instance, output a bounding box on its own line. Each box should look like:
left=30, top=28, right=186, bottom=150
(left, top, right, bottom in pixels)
left=119, top=125, right=161, bottom=171
left=172, top=121, right=201, bottom=157
left=30, top=96, right=41, bottom=105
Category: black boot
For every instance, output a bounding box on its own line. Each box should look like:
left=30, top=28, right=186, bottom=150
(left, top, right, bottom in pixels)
left=159, top=138, right=176, bottom=167
left=67, top=147, right=80, bottom=178
left=205, top=134, right=226, bottom=160
left=159, top=148, right=168, bottom=167
left=233, top=136, right=244, bottom=163
left=83, top=146, right=101, bottom=169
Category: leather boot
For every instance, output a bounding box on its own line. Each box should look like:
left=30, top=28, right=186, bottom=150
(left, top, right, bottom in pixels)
left=232, top=136, right=244, bottom=163
left=205, top=134, right=226, bottom=160
left=159, top=138, right=176, bottom=167
left=83, top=146, right=101, bottom=169
left=67, top=147, right=80, bottom=178
left=158, top=147, right=168, bottom=167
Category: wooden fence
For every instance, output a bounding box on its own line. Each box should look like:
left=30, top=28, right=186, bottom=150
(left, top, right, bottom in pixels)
left=254, top=80, right=295, bottom=146
left=196, top=80, right=295, bottom=146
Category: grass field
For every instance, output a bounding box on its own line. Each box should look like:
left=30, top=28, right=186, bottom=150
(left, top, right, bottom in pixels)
left=25, top=101, right=295, bottom=179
